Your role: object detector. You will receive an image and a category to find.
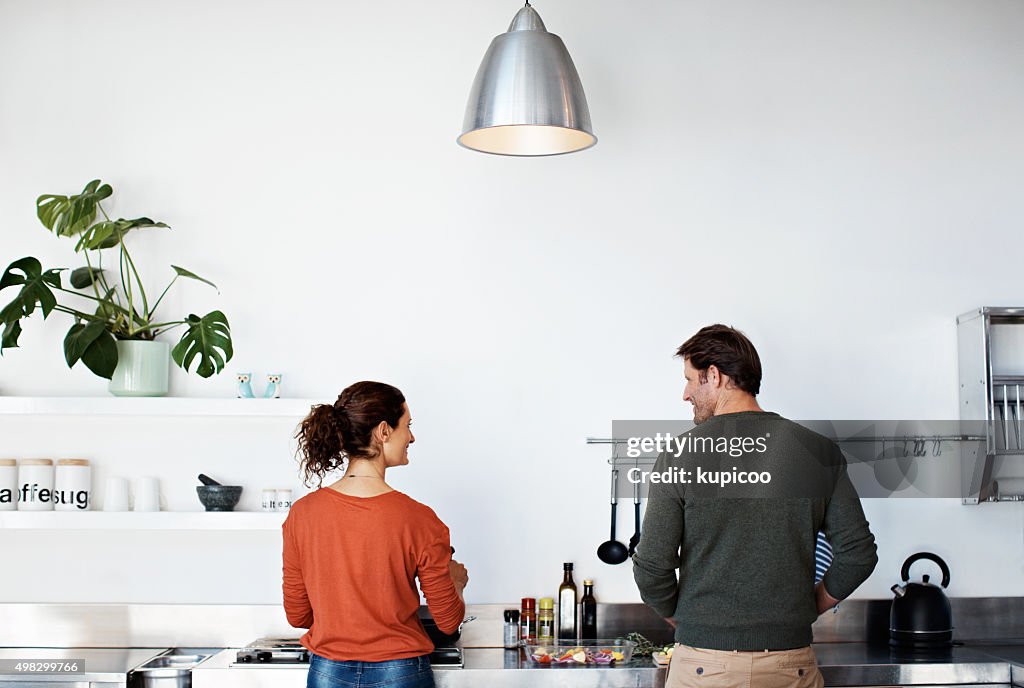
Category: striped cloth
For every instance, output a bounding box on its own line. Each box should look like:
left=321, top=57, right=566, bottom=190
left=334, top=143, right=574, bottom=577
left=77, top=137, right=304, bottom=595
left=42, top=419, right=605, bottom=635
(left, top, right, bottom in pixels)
left=814, top=531, right=833, bottom=583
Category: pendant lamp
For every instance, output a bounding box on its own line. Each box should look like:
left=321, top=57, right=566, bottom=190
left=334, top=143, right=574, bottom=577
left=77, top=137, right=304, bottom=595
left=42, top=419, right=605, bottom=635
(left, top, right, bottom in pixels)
left=458, top=2, right=596, bottom=157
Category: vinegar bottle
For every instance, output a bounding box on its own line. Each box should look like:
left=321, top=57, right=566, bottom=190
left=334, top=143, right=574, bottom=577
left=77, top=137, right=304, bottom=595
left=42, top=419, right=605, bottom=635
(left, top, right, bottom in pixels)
left=581, top=579, right=597, bottom=640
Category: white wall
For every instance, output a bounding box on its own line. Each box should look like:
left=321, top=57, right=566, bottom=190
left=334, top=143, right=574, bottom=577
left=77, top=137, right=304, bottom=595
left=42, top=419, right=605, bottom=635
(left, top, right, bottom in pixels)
left=1, top=0, right=1024, bottom=605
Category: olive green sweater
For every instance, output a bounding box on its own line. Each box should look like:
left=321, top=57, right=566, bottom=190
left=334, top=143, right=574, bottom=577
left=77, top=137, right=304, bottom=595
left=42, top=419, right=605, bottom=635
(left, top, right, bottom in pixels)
left=632, top=411, right=877, bottom=651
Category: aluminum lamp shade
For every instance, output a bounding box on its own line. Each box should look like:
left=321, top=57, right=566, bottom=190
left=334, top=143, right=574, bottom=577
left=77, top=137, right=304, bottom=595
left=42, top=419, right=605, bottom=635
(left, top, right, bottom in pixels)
left=458, top=4, right=596, bottom=156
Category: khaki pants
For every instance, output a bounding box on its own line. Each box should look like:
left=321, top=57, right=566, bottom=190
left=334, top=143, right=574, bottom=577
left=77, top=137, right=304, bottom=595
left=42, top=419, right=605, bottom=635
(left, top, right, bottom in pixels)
left=665, top=644, right=824, bottom=688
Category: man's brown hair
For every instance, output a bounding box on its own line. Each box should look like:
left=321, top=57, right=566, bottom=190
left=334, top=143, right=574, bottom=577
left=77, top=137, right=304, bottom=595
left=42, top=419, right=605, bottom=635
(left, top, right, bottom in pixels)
left=676, top=324, right=762, bottom=395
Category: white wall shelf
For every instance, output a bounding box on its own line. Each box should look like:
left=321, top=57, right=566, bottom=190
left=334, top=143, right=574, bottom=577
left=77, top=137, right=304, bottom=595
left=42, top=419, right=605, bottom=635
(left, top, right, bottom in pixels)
left=0, top=511, right=287, bottom=530
left=0, top=396, right=319, bottom=417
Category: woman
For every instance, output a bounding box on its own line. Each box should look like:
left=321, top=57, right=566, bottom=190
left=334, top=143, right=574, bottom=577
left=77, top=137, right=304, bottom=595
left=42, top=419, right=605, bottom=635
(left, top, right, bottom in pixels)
left=283, top=381, right=469, bottom=688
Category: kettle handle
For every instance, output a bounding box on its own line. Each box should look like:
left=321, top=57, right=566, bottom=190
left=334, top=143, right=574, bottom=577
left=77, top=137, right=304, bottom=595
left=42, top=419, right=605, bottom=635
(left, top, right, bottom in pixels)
left=900, top=552, right=950, bottom=588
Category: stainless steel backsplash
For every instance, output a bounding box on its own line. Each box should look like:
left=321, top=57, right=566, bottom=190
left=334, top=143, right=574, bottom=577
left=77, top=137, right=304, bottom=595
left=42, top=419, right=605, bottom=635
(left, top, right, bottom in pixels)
left=0, top=599, right=1021, bottom=648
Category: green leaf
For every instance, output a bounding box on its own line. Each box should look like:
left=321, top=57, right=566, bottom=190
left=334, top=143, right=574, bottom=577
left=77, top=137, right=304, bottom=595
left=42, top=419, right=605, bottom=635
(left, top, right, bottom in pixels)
left=37, top=180, right=113, bottom=237
left=0, top=258, right=63, bottom=353
left=1, top=319, right=22, bottom=349
left=0, top=257, right=63, bottom=321
left=0, top=299, right=23, bottom=325
left=73, top=324, right=118, bottom=379
left=70, top=267, right=105, bottom=289
left=64, top=321, right=108, bottom=368
left=64, top=321, right=119, bottom=378
left=171, top=310, right=233, bottom=378
left=170, top=265, right=218, bottom=291
left=75, top=217, right=169, bottom=252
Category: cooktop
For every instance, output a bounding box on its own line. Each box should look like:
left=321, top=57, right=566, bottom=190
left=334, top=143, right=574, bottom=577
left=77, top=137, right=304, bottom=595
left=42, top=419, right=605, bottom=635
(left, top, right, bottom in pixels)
left=233, top=639, right=463, bottom=668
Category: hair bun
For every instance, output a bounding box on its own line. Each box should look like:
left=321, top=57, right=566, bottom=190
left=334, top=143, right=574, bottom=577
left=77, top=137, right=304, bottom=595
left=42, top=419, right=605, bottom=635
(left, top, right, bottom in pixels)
left=332, top=403, right=352, bottom=433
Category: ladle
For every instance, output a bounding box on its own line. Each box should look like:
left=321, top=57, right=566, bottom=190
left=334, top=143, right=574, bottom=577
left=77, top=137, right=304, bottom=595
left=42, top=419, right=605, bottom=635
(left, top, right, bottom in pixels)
left=597, top=469, right=629, bottom=565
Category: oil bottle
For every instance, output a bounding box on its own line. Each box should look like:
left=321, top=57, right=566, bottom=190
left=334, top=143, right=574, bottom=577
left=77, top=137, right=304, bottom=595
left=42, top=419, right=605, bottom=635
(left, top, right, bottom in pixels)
left=557, top=562, right=578, bottom=641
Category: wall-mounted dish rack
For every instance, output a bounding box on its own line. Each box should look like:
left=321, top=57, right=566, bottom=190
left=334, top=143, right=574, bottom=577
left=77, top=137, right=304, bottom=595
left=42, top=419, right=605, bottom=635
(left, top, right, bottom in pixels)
left=958, top=306, right=1024, bottom=503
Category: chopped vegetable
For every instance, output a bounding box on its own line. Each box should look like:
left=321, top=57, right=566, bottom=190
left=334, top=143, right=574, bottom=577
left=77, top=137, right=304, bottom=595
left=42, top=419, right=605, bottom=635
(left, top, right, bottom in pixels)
left=529, top=644, right=631, bottom=666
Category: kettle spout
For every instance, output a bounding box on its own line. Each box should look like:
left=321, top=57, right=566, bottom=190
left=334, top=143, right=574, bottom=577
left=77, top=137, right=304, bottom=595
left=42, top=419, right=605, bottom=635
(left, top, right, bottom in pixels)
left=891, top=584, right=906, bottom=598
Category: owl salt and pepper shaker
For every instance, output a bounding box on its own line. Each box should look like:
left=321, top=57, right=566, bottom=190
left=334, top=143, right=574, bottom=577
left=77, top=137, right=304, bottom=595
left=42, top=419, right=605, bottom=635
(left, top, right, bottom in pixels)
left=236, top=373, right=255, bottom=398
left=236, top=372, right=282, bottom=398
left=263, top=374, right=282, bottom=398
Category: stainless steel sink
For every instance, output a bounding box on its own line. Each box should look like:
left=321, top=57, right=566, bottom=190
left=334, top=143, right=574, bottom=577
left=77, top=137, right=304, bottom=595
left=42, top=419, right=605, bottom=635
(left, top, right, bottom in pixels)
left=129, top=650, right=217, bottom=688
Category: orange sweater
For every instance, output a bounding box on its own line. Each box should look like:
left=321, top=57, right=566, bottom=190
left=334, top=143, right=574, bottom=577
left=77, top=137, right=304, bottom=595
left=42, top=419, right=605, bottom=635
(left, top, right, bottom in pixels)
left=282, top=488, right=465, bottom=662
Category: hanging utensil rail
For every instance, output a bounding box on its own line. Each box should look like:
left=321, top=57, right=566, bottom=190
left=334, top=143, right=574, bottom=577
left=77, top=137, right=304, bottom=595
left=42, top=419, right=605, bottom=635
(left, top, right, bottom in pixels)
left=586, top=434, right=986, bottom=464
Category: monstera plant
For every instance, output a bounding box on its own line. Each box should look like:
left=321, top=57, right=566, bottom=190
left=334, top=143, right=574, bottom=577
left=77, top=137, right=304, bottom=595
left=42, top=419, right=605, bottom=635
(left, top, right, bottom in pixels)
left=0, top=179, right=233, bottom=385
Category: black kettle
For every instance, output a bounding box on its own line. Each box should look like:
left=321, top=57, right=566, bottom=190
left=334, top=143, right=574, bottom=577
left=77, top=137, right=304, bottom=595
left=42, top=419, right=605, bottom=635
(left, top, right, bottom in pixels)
left=889, top=552, right=953, bottom=648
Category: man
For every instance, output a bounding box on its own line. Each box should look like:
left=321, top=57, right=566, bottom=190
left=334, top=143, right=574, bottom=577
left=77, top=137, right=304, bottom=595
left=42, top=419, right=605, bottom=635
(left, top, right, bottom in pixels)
left=633, top=324, right=877, bottom=688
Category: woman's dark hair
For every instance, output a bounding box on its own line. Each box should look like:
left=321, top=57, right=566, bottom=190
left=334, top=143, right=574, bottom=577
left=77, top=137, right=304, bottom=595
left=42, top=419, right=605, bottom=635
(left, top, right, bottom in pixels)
left=675, top=324, right=762, bottom=395
left=295, top=381, right=406, bottom=486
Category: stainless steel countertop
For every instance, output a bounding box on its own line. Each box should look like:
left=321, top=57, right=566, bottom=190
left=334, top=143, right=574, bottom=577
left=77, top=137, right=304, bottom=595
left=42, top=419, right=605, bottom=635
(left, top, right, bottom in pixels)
left=0, top=647, right=163, bottom=683
left=192, top=643, right=1024, bottom=688
left=814, top=644, right=1011, bottom=686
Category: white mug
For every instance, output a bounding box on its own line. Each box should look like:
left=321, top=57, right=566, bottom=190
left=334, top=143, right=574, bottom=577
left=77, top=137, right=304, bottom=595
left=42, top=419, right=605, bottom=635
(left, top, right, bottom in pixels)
left=104, top=476, right=131, bottom=512
left=134, top=477, right=161, bottom=512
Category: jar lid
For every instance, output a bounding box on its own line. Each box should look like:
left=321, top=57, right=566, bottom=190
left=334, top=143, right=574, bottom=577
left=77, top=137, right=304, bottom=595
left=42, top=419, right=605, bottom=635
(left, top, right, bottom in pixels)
left=538, top=597, right=554, bottom=609
left=521, top=597, right=536, bottom=609
left=57, top=459, right=90, bottom=466
left=584, top=579, right=593, bottom=585
left=0, top=459, right=16, bottom=466
left=20, top=459, right=53, bottom=466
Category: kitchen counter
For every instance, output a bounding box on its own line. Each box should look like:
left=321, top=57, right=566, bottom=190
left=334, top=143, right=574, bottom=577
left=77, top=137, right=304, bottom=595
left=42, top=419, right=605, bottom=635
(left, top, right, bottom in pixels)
left=192, top=647, right=659, bottom=688
left=814, top=644, right=1010, bottom=686
left=967, top=645, right=1024, bottom=687
left=192, top=643, right=1024, bottom=688
left=0, top=648, right=163, bottom=685
left=5, top=601, right=1024, bottom=687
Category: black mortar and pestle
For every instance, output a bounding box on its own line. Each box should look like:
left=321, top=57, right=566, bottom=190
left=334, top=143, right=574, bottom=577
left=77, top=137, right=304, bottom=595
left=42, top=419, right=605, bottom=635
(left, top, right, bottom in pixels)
left=196, top=473, right=243, bottom=511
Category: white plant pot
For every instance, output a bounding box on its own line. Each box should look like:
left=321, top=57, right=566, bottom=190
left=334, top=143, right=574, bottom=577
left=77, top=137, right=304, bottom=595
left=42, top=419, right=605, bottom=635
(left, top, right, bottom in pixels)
left=108, top=340, right=170, bottom=397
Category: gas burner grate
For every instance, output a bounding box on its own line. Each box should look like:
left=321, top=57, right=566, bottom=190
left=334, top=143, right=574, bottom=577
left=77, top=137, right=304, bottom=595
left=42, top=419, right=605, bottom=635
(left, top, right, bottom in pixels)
left=233, top=639, right=463, bottom=668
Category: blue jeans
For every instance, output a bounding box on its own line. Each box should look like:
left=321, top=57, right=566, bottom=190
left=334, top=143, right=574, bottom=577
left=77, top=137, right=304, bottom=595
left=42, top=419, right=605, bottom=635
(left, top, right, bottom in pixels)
left=307, top=652, right=435, bottom=688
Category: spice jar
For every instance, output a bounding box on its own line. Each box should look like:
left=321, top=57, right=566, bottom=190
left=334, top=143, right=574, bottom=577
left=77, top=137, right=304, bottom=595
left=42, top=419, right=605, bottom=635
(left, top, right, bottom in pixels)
left=537, top=597, right=555, bottom=644
left=520, top=597, right=537, bottom=644
left=503, top=609, right=521, bottom=649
